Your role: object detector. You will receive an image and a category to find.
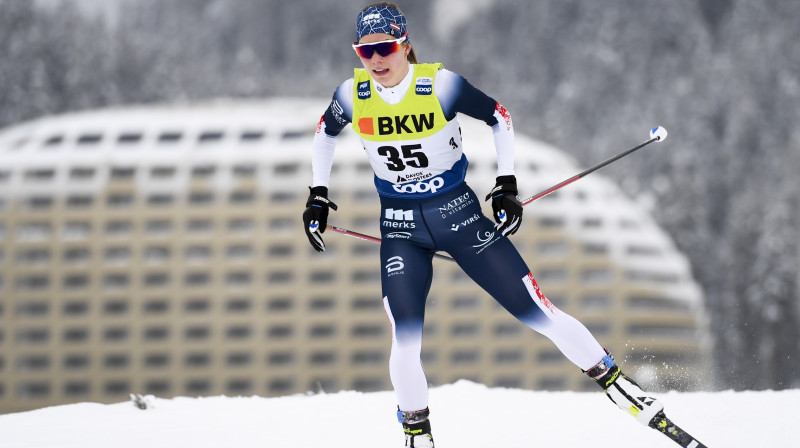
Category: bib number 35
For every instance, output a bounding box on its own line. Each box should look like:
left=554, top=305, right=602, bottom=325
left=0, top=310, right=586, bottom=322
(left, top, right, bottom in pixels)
left=378, top=144, right=429, bottom=171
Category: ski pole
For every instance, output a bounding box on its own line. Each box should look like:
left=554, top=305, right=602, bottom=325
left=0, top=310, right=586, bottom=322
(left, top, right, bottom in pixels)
left=520, top=126, right=667, bottom=205
left=325, top=224, right=456, bottom=261
left=324, top=126, right=668, bottom=260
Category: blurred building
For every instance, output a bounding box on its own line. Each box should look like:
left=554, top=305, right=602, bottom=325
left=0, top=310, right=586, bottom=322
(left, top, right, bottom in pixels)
left=0, top=99, right=709, bottom=413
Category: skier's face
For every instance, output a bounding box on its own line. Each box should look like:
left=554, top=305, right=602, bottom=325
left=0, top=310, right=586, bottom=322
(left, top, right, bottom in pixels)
left=356, top=33, right=410, bottom=88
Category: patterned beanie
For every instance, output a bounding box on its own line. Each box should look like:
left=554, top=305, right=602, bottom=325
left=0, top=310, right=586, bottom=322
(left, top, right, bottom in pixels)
left=355, top=5, right=409, bottom=43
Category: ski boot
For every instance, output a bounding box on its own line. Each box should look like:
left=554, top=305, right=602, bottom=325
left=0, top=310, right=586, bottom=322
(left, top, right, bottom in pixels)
left=398, top=407, right=434, bottom=448
left=586, top=352, right=708, bottom=447
left=585, top=352, right=664, bottom=425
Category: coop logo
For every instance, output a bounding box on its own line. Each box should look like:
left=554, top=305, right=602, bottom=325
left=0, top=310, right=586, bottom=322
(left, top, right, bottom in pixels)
left=392, top=177, right=444, bottom=195
left=385, top=256, right=405, bottom=277
left=438, top=191, right=474, bottom=218
left=415, top=77, right=433, bottom=95
left=382, top=208, right=415, bottom=228
left=357, top=80, right=371, bottom=99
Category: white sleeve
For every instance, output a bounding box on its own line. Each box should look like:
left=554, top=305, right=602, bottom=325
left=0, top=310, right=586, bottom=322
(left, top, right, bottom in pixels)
left=492, top=105, right=515, bottom=177
left=311, top=79, right=354, bottom=187
left=311, top=121, right=338, bottom=188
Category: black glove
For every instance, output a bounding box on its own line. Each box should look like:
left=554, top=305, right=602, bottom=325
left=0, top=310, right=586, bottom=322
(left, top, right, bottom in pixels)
left=302, top=186, right=338, bottom=252
left=484, top=175, right=523, bottom=236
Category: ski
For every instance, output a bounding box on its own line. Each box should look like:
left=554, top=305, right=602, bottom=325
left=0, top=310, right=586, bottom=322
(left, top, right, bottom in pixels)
left=648, top=411, right=708, bottom=448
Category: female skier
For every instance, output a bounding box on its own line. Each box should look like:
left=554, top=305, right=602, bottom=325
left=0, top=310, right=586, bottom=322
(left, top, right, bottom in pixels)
left=302, top=3, right=670, bottom=447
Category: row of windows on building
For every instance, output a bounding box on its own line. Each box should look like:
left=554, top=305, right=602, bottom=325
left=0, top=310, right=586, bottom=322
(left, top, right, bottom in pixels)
left=0, top=269, right=380, bottom=290
left=6, top=128, right=311, bottom=151
left=4, top=350, right=391, bottom=371
left=1, top=373, right=593, bottom=400
left=1, top=320, right=697, bottom=346
left=2, top=165, right=307, bottom=185
left=0, top=161, right=613, bottom=189
left=0, top=293, right=689, bottom=320
left=4, top=323, right=384, bottom=344
left=3, top=247, right=373, bottom=268
left=0, top=230, right=662, bottom=264
left=1, top=376, right=388, bottom=399
left=0, top=221, right=650, bottom=252
left=2, top=191, right=269, bottom=210
left=3, top=296, right=386, bottom=317
left=0, top=218, right=297, bottom=239
left=2, top=159, right=555, bottom=184
left=0, top=162, right=378, bottom=184
left=0, top=267, right=680, bottom=292
left=1, top=348, right=578, bottom=376
left=17, top=164, right=265, bottom=180
left=0, top=218, right=299, bottom=240
left=3, top=245, right=308, bottom=264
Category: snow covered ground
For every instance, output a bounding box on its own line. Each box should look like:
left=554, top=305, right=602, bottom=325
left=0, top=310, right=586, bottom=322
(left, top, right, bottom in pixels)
left=0, top=380, right=794, bottom=447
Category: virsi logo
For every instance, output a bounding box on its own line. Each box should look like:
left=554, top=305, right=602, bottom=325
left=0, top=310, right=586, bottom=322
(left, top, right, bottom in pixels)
left=392, top=177, right=444, bottom=194
left=451, top=213, right=481, bottom=231
left=385, top=256, right=405, bottom=276
left=383, top=208, right=415, bottom=229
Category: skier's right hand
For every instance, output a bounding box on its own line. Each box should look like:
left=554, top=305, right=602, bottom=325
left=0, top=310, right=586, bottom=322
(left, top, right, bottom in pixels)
left=485, top=175, right=523, bottom=236
left=302, top=186, right=338, bottom=252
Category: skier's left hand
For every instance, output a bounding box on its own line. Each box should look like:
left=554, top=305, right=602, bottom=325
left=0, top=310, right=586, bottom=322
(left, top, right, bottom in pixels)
left=485, top=175, right=523, bottom=236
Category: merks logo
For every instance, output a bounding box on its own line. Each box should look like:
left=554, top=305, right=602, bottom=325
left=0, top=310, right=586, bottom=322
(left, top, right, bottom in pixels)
left=382, top=208, right=416, bottom=228
left=357, top=113, right=435, bottom=135
left=385, top=208, right=413, bottom=221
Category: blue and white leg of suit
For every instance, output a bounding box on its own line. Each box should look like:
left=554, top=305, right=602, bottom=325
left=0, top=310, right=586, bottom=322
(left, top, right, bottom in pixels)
left=379, top=183, right=607, bottom=412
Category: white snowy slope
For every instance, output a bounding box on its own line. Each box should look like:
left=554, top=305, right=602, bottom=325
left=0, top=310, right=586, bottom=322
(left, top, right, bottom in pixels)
left=0, top=381, right=794, bottom=448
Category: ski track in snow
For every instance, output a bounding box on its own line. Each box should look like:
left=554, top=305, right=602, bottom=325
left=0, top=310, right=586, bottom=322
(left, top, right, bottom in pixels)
left=0, top=380, right=794, bottom=447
